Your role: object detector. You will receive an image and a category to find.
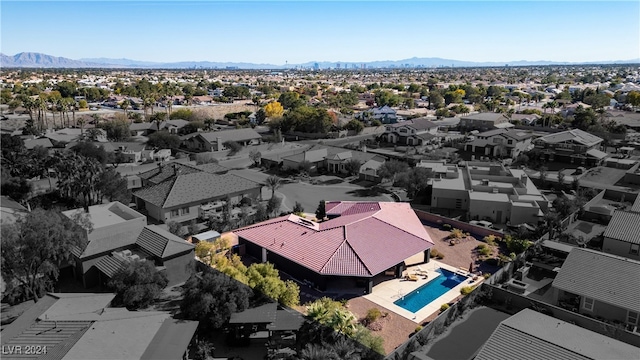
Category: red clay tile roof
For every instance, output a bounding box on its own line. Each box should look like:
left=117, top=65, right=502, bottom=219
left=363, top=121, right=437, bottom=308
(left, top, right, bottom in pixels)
left=234, top=201, right=433, bottom=277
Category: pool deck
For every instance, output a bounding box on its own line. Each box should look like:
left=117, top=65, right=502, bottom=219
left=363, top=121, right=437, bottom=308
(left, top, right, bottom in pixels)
left=364, top=261, right=485, bottom=323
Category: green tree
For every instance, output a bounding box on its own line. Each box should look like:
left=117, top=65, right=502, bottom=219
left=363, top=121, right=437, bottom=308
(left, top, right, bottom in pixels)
left=315, top=200, right=326, bottom=220
left=344, top=158, right=362, bottom=176
left=267, top=195, right=282, bottom=217
left=265, top=175, right=282, bottom=198
left=377, top=160, right=409, bottom=183
left=374, top=90, right=401, bottom=107
left=180, top=269, right=252, bottom=329
left=246, top=263, right=300, bottom=307
left=169, top=108, right=194, bottom=120
left=147, top=131, right=181, bottom=149
left=344, top=119, right=364, bottom=134
left=100, top=117, right=130, bottom=141
left=107, top=260, right=169, bottom=310
left=627, top=91, right=640, bottom=110
left=249, top=149, right=262, bottom=166
left=1, top=209, right=88, bottom=302
left=293, top=202, right=304, bottom=214
left=278, top=91, right=306, bottom=109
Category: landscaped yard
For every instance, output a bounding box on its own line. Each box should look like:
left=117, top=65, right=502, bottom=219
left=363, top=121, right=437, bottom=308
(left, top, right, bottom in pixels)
left=423, top=226, right=503, bottom=275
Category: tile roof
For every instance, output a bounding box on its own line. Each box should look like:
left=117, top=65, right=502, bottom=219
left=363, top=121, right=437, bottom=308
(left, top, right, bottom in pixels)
left=134, top=172, right=261, bottom=209
left=139, top=318, right=199, bottom=360
left=136, top=225, right=194, bottom=258
left=603, top=210, right=640, bottom=244
left=552, top=248, right=640, bottom=313
left=475, top=309, right=640, bottom=360
left=198, top=128, right=261, bottom=143
left=1, top=321, right=93, bottom=360
left=93, top=255, right=127, bottom=278
left=631, top=195, right=640, bottom=213
left=536, top=129, right=603, bottom=146
left=138, top=162, right=203, bottom=185
left=388, top=117, right=438, bottom=130
left=234, top=202, right=434, bottom=277
left=462, top=112, right=506, bottom=122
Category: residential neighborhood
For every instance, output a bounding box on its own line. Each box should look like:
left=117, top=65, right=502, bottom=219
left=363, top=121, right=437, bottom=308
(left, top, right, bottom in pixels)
left=2, top=60, right=640, bottom=360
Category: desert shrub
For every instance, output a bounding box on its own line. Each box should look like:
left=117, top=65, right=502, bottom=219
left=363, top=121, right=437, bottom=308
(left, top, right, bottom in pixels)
left=430, top=249, right=439, bottom=258
left=460, top=286, right=476, bottom=295
left=483, top=234, right=499, bottom=246
left=442, top=223, right=452, bottom=230
left=436, top=253, right=445, bottom=259
left=477, top=245, right=491, bottom=256
left=414, top=325, right=423, bottom=333
left=483, top=273, right=491, bottom=279
left=440, top=303, right=450, bottom=312
left=365, top=308, right=382, bottom=323
left=449, top=228, right=464, bottom=239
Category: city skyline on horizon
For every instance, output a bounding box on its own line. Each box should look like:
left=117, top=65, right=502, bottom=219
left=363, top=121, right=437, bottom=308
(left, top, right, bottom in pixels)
left=1, top=1, right=639, bottom=65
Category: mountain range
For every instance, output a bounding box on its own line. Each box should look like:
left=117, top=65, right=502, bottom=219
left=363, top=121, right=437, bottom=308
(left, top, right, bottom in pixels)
left=2, top=52, right=639, bottom=69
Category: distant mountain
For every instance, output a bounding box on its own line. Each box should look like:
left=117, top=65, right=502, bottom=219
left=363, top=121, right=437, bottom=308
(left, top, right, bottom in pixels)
left=0, top=52, right=119, bottom=68
left=2, top=52, right=639, bottom=69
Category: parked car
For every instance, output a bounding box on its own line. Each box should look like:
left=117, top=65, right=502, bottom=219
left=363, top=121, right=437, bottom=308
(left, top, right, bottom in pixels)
left=469, top=220, right=498, bottom=230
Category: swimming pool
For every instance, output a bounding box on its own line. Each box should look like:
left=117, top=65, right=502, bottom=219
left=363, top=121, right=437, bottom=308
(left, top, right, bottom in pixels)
left=394, top=268, right=468, bottom=313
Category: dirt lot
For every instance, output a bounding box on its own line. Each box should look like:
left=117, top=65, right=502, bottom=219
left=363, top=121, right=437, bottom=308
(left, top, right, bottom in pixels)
left=424, top=226, right=487, bottom=272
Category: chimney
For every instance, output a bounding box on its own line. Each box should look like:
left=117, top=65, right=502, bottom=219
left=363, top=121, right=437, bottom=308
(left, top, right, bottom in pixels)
left=362, top=144, right=367, bottom=153
left=216, top=137, right=223, bottom=152
left=520, top=174, right=527, bottom=185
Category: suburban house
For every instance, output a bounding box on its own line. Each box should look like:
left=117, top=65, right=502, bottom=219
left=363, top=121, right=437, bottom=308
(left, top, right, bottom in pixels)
left=278, top=145, right=387, bottom=180
left=601, top=197, right=640, bottom=261
left=227, top=302, right=305, bottom=347
left=533, top=129, right=606, bottom=165
left=137, top=161, right=228, bottom=187
left=360, top=105, right=398, bottom=124
left=131, top=119, right=191, bottom=136
left=380, top=117, right=440, bottom=146
left=182, top=128, right=262, bottom=152
left=23, top=137, right=53, bottom=150
left=358, top=155, right=387, bottom=183
left=101, top=141, right=147, bottom=163
left=0, top=292, right=198, bottom=360
left=459, top=113, right=510, bottom=132
left=44, top=128, right=107, bottom=145
left=233, top=201, right=434, bottom=294
left=463, top=128, right=534, bottom=159
left=552, top=247, right=640, bottom=331
left=133, top=170, right=261, bottom=224
left=421, top=161, right=548, bottom=225
left=61, top=202, right=195, bottom=287
left=475, top=309, right=640, bottom=360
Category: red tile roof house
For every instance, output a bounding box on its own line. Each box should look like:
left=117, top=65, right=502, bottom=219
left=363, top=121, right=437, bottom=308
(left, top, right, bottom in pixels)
left=61, top=202, right=195, bottom=288
left=233, top=201, right=434, bottom=294
left=0, top=293, right=199, bottom=360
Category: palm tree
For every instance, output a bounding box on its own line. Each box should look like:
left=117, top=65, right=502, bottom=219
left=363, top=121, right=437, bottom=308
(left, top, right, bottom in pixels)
left=265, top=175, right=282, bottom=198
left=120, top=99, right=130, bottom=119
left=328, top=308, right=357, bottom=336
left=299, top=344, right=337, bottom=360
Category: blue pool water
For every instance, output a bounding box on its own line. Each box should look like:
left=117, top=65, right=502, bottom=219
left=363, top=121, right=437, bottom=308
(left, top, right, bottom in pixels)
left=394, top=268, right=468, bottom=313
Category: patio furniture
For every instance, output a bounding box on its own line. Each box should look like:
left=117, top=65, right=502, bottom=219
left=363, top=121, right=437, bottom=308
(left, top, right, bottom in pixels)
left=404, top=274, right=419, bottom=281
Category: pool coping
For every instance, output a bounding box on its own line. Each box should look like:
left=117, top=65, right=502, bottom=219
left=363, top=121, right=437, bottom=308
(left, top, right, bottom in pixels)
left=363, top=261, right=485, bottom=323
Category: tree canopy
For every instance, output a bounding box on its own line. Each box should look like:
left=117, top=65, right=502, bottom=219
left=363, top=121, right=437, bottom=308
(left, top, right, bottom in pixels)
left=180, top=269, right=252, bottom=329
left=1, top=209, right=88, bottom=303
left=107, top=260, right=169, bottom=310
left=147, top=131, right=181, bottom=149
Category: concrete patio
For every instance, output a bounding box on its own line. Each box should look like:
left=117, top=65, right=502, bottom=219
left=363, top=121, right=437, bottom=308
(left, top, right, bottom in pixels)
left=363, top=261, right=484, bottom=323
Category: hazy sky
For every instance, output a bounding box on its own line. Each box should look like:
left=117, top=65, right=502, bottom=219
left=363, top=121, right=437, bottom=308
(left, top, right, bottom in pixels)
left=2, top=1, right=639, bottom=64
